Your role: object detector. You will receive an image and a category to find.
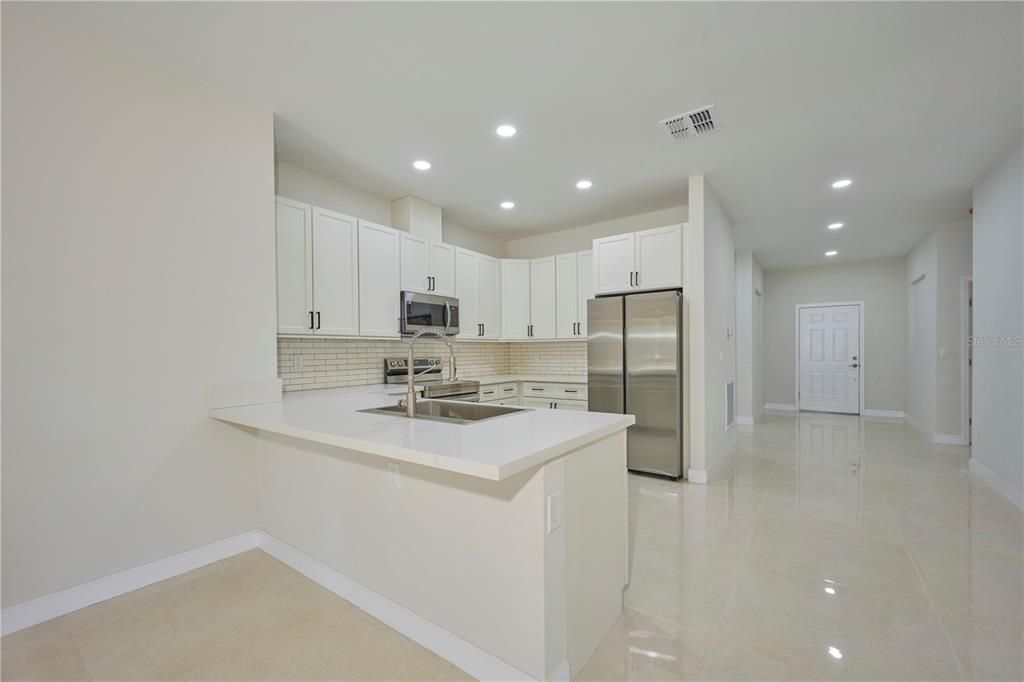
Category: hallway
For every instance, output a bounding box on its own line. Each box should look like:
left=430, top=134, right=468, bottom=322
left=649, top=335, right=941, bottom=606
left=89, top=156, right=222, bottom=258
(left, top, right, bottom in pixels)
left=580, top=412, right=1023, bottom=680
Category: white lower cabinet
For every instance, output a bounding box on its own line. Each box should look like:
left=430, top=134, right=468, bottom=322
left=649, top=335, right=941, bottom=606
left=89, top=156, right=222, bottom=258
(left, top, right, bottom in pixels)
left=485, top=381, right=587, bottom=410
left=358, top=220, right=401, bottom=337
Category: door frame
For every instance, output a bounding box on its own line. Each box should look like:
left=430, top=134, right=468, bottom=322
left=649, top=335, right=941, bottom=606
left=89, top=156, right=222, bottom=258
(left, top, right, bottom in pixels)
left=961, top=277, right=973, bottom=445
left=794, top=301, right=865, bottom=414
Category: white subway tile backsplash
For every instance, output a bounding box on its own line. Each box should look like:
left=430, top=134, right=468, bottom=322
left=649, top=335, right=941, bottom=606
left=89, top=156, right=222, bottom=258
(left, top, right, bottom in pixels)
left=278, top=337, right=587, bottom=391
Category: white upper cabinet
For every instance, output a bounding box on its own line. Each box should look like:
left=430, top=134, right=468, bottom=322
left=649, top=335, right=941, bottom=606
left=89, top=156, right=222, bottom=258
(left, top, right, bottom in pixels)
left=311, top=207, right=359, bottom=336
left=634, top=225, right=681, bottom=291
left=276, top=197, right=314, bottom=335
left=577, top=250, right=594, bottom=337
left=592, top=224, right=682, bottom=295
left=501, top=260, right=531, bottom=340
left=358, top=220, right=401, bottom=337
left=455, top=248, right=479, bottom=339
left=276, top=198, right=358, bottom=337
left=456, top=248, right=501, bottom=339
left=593, top=232, right=636, bottom=295
left=399, top=233, right=430, bottom=293
left=530, top=257, right=556, bottom=339
left=477, top=254, right=500, bottom=339
left=400, top=233, right=455, bottom=296
left=555, top=250, right=592, bottom=339
left=556, top=253, right=580, bottom=339
left=429, top=241, right=456, bottom=296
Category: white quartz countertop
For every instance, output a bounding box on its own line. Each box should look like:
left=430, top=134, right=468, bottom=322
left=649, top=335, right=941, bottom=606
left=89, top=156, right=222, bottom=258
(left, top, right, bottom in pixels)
left=473, top=375, right=587, bottom=385
left=210, top=387, right=632, bottom=481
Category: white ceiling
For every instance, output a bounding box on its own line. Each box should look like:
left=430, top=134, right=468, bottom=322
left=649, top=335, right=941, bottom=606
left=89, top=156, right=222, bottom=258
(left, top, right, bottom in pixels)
left=40, top=2, right=1022, bottom=268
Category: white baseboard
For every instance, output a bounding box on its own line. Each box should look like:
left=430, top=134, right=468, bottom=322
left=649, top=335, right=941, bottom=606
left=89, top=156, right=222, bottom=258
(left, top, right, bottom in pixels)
left=904, top=413, right=968, bottom=445
left=763, top=403, right=797, bottom=412
left=735, top=416, right=754, bottom=425
left=970, top=458, right=1024, bottom=511
left=551, top=661, right=571, bottom=682
left=257, top=532, right=531, bottom=681
left=861, top=409, right=905, bottom=419
left=1, top=530, right=261, bottom=636
left=2, top=530, right=534, bottom=681
left=687, top=468, right=708, bottom=483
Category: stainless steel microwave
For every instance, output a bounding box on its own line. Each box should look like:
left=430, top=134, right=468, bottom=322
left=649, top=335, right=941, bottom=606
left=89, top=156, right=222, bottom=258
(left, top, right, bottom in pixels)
left=400, top=292, right=459, bottom=335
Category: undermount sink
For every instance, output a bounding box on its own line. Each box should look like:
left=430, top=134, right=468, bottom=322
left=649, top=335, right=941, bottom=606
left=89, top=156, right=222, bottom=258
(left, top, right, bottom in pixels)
left=359, top=399, right=525, bottom=425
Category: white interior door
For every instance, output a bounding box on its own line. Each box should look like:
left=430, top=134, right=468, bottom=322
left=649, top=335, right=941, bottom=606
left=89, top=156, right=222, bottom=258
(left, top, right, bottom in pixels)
left=798, top=304, right=860, bottom=414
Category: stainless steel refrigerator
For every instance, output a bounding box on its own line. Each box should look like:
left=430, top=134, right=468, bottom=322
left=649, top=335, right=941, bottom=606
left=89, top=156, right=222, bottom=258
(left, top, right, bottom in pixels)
left=587, top=290, right=688, bottom=478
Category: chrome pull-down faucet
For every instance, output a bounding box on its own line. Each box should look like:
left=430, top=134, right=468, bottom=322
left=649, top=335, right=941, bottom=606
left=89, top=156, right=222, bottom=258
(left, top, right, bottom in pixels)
left=402, top=327, right=457, bottom=418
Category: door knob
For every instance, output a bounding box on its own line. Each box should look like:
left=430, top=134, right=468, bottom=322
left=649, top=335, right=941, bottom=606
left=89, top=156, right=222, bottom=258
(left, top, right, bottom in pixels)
left=849, top=363, right=859, bottom=368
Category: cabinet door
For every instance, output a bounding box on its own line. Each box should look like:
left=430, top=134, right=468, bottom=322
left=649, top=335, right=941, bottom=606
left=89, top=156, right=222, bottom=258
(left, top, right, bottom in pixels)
left=312, top=207, right=359, bottom=336
left=454, top=248, right=479, bottom=339
left=552, top=400, right=589, bottom=411
left=577, top=250, right=594, bottom=337
left=521, top=397, right=555, bottom=409
left=477, top=254, right=501, bottom=339
left=593, top=232, right=636, bottom=295
left=530, top=257, right=557, bottom=339
left=275, top=197, right=313, bottom=335
left=635, top=224, right=682, bottom=291
left=400, top=233, right=430, bottom=293
left=501, top=260, right=531, bottom=340
left=358, top=221, right=401, bottom=337
left=429, top=241, right=456, bottom=296
left=555, top=253, right=579, bottom=339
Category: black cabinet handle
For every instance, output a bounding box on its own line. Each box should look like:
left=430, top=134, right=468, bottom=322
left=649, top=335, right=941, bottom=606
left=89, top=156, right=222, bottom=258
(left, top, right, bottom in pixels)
left=503, top=387, right=514, bottom=392
left=635, top=271, right=640, bottom=287
left=309, top=311, right=315, bottom=330
left=532, top=387, right=544, bottom=392
left=316, top=311, right=321, bottom=329
left=564, top=389, right=578, bottom=393
left=630, top=272, right=635, bottom=287
left=482, top=323, right=485, bottom=336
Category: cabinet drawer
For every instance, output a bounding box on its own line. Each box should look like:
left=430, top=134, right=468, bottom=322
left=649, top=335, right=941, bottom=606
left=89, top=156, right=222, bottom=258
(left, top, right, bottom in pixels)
left=482, top=397, right=520, bottom=407
left=521, top=382, right=588, bottom=400
left=520, top=397, right=588, bottom=411
left=479, top=382, right=518, bottom=401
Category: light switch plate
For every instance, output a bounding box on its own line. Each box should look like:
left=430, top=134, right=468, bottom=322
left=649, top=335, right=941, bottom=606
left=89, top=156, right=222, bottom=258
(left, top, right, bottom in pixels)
left=546, top=490, right=563, bottom=533
left=292, top=354, right=304, bottom=370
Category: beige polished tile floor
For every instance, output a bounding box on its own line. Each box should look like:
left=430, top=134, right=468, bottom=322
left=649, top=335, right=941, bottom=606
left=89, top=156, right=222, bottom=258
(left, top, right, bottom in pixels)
left=4, top=412, right=1022, bottom=681
left=580, top=412, right=1024, bottom=681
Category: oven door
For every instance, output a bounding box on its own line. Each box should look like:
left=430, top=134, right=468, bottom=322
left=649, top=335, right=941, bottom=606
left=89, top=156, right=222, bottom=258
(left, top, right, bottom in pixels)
left=401, top=292, right=460, bottom=335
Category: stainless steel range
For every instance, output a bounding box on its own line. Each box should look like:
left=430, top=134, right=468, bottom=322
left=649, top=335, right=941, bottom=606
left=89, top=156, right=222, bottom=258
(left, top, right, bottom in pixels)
left=383, top=358, right=480, bottom=401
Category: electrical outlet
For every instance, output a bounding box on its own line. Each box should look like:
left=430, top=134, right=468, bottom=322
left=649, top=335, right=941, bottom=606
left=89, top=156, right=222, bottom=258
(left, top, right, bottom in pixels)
left=387, top=463, right=401, bottom=491
left=546, top=490, right=563, bottom=533
left=292, top=354, right=304, bottom=370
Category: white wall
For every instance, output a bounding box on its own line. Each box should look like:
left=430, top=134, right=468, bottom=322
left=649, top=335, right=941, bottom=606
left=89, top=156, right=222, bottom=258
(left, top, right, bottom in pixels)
left=970, top=139, right=1023, bottom=505
left=686, top=177, right=736, bottom=480
left=506, top=206, right=688, bottom=258
left=935, top=220, right=972, bottom=438
left=1, top=6, right=276, bottom=607
left=763, top=258, right=907, bottom=413
left=275, top=161, right=505, bottom=258
left=275, top=161, right=392, bottom=224
left=903, top=220, right=973, bottom=440
left=906, top=232, right=938, bottom=432
left=735, top=252, right=764, bottom=422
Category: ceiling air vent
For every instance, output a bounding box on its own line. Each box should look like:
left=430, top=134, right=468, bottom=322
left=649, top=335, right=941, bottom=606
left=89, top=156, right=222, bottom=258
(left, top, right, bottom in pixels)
left=660, top=106, right=717, bottom=141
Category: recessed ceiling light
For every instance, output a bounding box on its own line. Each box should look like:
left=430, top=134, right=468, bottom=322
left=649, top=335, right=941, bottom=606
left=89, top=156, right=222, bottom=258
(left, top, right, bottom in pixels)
left=500, top=201, right=515, bottom=209
left=825, top=250, right=838, bottom=257
left=831, top=178, right=853, bottom=189
left=576, top=179, right=593, bottom=190
left=496, top=124, right=517, bottom=138
left=828, top=222, right=844, bottom=230
left=412, top=160, right=431, bottom=171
